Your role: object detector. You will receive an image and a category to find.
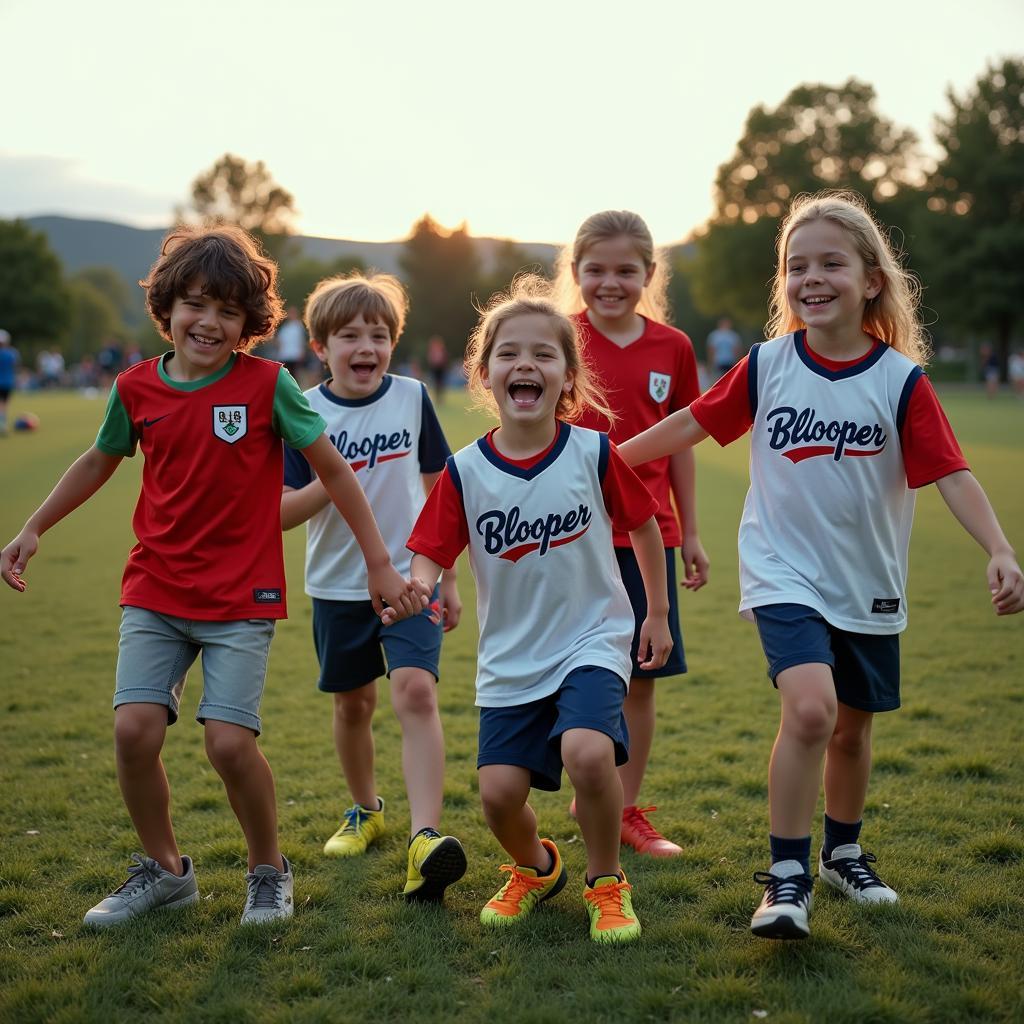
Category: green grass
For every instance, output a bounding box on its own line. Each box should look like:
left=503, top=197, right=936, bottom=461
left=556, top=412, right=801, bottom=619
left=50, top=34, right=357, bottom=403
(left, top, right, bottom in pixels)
left=1, top=387, right=1023, bottom=1024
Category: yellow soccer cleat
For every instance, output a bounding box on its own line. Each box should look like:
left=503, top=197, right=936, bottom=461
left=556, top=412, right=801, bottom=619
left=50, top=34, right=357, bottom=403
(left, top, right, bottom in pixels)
left=403, top=829, right=467, bottom=902
left=323, top=799, right=385, bottom=857
left=584, top=873, right=641, bottom=944
left=480, top=838, right=566, bottom=926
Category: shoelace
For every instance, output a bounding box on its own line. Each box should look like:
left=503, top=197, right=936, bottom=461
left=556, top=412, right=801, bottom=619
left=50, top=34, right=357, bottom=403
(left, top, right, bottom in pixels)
left=246, top=871, right=283, bottom=910
left=623, top=805, right=664, bottom=840
left=584, top=879, right=634, bottom=924
left=111, top=854, right=161, bottom=897
left=753, top=870, right=814, bottom=906
left=340, top=805, right=372, bottom=834
left=828, top=851, right=888, bottom=890
left=493, top=864, right=546, bottom=905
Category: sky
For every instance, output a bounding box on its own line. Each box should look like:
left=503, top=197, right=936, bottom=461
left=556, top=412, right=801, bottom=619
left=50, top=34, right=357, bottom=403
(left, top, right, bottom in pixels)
left=1, top=0, right=1021, bottom=246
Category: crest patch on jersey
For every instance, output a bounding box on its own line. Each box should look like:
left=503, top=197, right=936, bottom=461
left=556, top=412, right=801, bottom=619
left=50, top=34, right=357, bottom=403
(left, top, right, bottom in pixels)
left=212, top=405, right=248, bottom=444
left=649, top=372, right=671, bottom=403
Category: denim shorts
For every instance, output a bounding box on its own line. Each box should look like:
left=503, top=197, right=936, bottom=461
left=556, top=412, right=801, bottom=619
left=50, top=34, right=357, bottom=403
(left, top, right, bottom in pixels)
left=752, top=603, right=901, bottom=712
left=477, top=666, right=629, bottom=792
left=615, top=547, right=687, bottom=678
left=312, top=586, right=443, bottom=692
left=114, top=606, right=276, bottom=733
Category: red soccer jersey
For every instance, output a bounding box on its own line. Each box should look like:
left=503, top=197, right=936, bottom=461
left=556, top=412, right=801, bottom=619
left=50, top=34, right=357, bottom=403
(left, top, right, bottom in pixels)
left=572, top=312, right=700, bottom=546
left=691, top=340, right=968, bottom=487
left=99, top=353, right=324, bottom=620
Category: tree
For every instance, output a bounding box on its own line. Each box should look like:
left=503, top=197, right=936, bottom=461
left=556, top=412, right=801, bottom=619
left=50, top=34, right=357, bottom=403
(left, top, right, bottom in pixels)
left=665, top=250, right=719, bottom=361
left=278, top=254, right=366, bottom=314
left=923, top=59, right=1024, bottom=376
left=184, top=154, right=298, bottom=259
left=691, top=81, right=922, bottom=329
left=477, top=239, right=545, bottom=304
left=0, top=219, right=72, bottom=358
left=73, top=266, right=139, bottom=327
left=65, top=278, right=122, bottom=362
left=399, top=215, right=481, bottom=360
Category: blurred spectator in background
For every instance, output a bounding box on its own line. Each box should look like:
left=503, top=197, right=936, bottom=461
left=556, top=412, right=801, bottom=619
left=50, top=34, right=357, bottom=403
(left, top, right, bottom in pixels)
left=125, top=343, right=144, bottom=368
left=0, top=329, right=19, bottom=436
left=980, top=343, right=1000, bottom=398
left=37, top=348, right=65, bottom=389
left=1009, top=349, right=1024, bottom=399
left=275, top=305, right=308, bottom=382
left=426, top=334, right=449, bottom=404
left=98, top=338, right=124, bottom=385
left=706, top=317, right=742, bottom=381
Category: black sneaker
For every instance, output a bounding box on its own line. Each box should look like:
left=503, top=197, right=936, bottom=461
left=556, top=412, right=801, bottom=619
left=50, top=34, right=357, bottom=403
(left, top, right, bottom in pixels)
left=819, top=844, right=898, bottom=904
left=750, top=859, right=814, bottom=939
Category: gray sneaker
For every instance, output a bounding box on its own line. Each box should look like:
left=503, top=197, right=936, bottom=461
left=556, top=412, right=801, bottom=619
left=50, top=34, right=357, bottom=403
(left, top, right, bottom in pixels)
left=240, top=855, right=294, bottom=925
left=84, top=854, right=199, bottom=927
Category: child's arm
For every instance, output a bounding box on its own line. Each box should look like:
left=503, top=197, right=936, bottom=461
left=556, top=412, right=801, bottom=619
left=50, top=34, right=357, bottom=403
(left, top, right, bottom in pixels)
left=1, top=446, right=122, bottom=592
left=382, top=552, right=445, bottom=627
left=669, top=449, right=710, bottom=592
left=300, top=434, right=427, bottom=619
left=628, top=516, right=673, bottom=670
left=619, top=408, right=709, bottom=467
left=422, top=470, right=462, bottom=632
left=935, top=470, right=1024, bottom=615
left=280, top=478, right=331, bottom=530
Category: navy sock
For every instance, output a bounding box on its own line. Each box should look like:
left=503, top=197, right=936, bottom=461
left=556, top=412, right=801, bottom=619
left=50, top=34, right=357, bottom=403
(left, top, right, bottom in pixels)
left=822, top=814, right=862, bottom=861
left=769, top=834, right=811, bottom=875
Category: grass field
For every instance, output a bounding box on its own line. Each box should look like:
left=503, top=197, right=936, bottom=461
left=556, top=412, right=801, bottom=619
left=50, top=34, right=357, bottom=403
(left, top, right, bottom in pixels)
left=1, top=387, right=1022, bottom=1024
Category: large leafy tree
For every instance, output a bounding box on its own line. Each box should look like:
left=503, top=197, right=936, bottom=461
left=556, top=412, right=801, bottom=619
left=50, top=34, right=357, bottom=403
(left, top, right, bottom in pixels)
left=923, top=59, right=1024, bottom=376
left=399, top=215, right=481, bottom=361
left=691, top=80, right=921, bottom=330
left=0, top=219, right=72, bottom=357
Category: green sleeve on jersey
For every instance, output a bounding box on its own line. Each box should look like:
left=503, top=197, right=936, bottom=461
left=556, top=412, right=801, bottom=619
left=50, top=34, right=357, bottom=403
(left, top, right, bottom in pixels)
left=95, top=382, right=138, bottom=456
left=273, top=368, right=326, bottom=449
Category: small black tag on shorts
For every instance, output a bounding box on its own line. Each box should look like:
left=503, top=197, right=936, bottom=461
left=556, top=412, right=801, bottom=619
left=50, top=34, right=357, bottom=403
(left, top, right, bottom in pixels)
left=871, top=598, right=900, bottom=614
left=253, top=588, right=282, bottom=603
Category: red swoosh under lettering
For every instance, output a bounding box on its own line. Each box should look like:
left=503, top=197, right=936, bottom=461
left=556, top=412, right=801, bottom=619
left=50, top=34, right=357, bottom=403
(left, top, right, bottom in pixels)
left=498, top=525, right=590, bottom=563
left=783, top=446, right=884, bottom=464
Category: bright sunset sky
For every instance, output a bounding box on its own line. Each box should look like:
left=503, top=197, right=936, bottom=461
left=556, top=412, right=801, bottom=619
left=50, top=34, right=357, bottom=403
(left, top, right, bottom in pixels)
left=1, top=0, right=1021, bottom=246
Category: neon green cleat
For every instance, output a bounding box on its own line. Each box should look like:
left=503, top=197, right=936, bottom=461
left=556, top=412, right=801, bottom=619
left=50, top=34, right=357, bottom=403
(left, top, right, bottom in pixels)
left=480, top=838, right=567, bottom=926
left=403, top=829, right=467, bottom=902
left=584, top=873, right=641, bottom=944
left=323, top=799, right=385, bottom=857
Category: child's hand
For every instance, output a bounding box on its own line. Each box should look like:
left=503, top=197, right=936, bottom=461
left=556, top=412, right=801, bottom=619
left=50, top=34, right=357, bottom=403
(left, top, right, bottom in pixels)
left=382, top=576, right=433, bottom=626
left=681, top=534, right=709, bottom=591
left=438, top=574, right=462, bottom=632
left=369, top=564, right=419, bottom=623
left=637, top=614, right=673, bottom=670
left=988, top=551, right=1024, bottom=615
left=1, top=530, right=38, bottom=592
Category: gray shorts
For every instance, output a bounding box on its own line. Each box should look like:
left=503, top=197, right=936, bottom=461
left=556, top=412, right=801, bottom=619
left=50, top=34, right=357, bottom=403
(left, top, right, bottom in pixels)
left=114, top=606, right=276, bottom=734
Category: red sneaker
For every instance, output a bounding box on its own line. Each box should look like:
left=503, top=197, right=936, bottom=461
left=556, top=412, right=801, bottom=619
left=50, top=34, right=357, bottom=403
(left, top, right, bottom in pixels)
left=621, top=805, right=682, bottom=857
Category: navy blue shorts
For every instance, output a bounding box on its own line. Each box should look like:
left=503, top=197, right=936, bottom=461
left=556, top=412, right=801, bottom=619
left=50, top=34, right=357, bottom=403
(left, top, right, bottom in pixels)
left=477, top=666, right=629, bottom=792
left=312, top=588, right=442, bottom=692
left=616, top=547, right=686, bottom=678
left=752, top=603, right=901, bottom=712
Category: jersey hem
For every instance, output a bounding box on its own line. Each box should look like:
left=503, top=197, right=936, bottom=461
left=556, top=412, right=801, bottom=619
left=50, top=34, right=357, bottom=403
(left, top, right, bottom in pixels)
left=739, top=595, right=906, bottom=636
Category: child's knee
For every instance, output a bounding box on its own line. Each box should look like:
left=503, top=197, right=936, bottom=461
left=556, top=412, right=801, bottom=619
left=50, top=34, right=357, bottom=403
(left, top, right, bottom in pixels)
left=830, top=719, right=871, bottom=758
left=562, top=731, right=615, bottom=790
left=391, top=670, right=438, bottom=718
left=785, top=695, right=837, bottom=744
left=113, top=704, right=166, bottom=759
left=204, top=721, right=256, bottom=774
left=334, top=686, right=376, bottom=724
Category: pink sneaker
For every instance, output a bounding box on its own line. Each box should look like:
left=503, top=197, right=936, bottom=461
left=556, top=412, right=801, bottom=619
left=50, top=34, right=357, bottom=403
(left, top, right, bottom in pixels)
left=621, top=805, right=682, bottom=857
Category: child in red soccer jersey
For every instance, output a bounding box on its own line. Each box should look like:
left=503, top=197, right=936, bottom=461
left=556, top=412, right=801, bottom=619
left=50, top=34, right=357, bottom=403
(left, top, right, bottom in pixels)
left=281, top=272, right=466, bottom=903
left=553, top=210, right=707, bottom=856
left=393, top=276, right=671, bottom=943
left=0, top=225, right=425, bottom=929
left=620, top=191, right=1023, bottom=940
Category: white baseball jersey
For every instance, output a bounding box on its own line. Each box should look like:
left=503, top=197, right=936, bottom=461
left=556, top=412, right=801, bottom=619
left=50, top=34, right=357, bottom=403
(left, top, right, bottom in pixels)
left=739, top=332, right=924, bottom=633
left=284, top=375, right=448, bottom=600
left=450, top=425, right=634, bottom=707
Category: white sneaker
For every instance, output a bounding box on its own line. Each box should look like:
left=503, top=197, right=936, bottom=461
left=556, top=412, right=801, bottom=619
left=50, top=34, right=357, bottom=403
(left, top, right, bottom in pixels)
left=84, top=854, right=199, bottom=927
left=750, top=859, right=814, bottom=940
left=819, top=844, right=898, bottom=904
left=240, top=855, right=294, bottom=925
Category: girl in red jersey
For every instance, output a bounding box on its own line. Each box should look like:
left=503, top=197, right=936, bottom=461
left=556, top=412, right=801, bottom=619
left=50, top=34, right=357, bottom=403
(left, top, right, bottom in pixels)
left=393, top=276, right=671, bottom=943
left=620, top=191, right=1023, bottom=940
left=553, top=210, right=708, bottom=856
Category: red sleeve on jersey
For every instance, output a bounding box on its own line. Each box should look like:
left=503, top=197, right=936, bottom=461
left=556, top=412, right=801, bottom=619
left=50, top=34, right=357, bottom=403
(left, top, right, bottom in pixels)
left=602, top=443, right=659, bottom=533
left=407, top=466, right=468, bottom=569
left=669, top=335, right=701, bottom=412
left=690, top=356, right=753, bottom=445
left=901, top=376, right=969, bottom=488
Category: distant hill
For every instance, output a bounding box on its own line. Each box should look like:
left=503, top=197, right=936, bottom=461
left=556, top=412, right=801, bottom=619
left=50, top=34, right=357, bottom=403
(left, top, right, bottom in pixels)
left=25, top=215, right=560, bottom=286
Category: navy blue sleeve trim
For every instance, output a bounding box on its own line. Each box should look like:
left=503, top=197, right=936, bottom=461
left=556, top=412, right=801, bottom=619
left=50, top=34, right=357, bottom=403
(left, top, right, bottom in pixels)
left=747, top=342, right=761, bottom=420
left=896, top=366, right=924, bottom=436
left=418, top=383, right=451, bottom=471
left=446, top=454, right=466, bottom=507
left=282, top=441, right=314, bottom=489
left=597, top=432, right=610, bottom=484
